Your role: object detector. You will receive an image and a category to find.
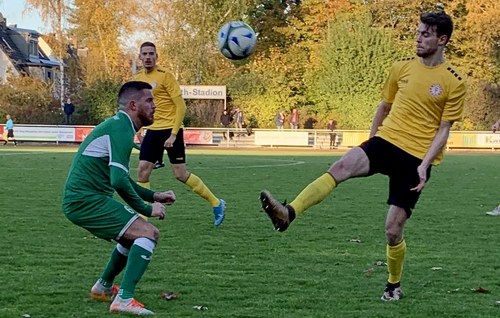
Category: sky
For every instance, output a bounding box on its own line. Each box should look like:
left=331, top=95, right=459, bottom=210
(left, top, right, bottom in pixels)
left=0, top=0, right=140, bottom=48
left=0, top=0, right=46, bottom=32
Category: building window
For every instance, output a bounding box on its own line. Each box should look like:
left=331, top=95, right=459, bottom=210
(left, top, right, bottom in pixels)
left=47, top=71, right=52, bottom=80
left=29, top=40, right=37, bottom=57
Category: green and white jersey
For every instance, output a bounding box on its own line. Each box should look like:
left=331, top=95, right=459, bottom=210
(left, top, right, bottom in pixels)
left=63, top=111, right=154, bottom=216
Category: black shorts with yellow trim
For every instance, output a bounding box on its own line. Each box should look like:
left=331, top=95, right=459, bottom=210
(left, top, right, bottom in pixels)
left=359, top=136, right=432, bottom=217
left=139, top=128, right=186, bottom=164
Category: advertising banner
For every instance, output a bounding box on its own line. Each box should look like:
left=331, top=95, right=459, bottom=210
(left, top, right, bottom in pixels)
left=254, top=131, right=309, bottom=146
left=183, top=130, right=213, bottom=144
left=12, top=125, right=75, bottom=141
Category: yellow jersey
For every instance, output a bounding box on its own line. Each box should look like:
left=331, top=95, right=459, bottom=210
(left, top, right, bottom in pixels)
left=377, top=58, right=466, bottom=164
left=134, top=66, right=186, bottom=132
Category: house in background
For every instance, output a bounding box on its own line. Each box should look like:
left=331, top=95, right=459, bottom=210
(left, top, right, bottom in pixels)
left=0, top=11, right=61, bottom=84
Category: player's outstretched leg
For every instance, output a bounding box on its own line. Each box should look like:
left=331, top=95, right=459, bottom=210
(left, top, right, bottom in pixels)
left=259, top=190, right=296, bottom=232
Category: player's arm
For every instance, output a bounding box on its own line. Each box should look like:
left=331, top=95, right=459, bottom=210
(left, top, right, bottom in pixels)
left=130, top=176, right=155, bottom=202
left=110, top=166, right=153, bottom=217
left=371, top=61, right=399, bottom=138
left=410, top=121, right=453, bottom=193
left=369, top=100, right=392, bottom=138
left=163, top=73, right=186, bottom=135
left=422, top=121, right=453, bottom=168
left=171, top=95, right=186, bottom=135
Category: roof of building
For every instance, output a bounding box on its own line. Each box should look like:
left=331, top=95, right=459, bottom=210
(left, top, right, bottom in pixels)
left=0, top=13, right=60, bottom=74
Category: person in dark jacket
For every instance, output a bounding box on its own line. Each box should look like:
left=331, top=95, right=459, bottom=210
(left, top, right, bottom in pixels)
left=63, top=98, right=75, bottom=124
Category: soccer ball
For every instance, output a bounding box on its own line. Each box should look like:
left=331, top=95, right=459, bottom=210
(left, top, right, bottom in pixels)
left=217, top=21, right=257, bottom=60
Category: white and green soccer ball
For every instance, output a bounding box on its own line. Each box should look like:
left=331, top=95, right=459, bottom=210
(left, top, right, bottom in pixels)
left=217, top=21, right=257, bottom=60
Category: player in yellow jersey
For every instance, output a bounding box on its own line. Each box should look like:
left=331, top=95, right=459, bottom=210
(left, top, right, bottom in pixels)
left=134, top=42, right=225, bottom=226
left=259, top=11, right=466, bottom=301
left=485, top=118, right=500, bottom=215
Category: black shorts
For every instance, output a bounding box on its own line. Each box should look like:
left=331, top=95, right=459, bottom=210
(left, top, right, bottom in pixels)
left=359, top=136, right=432, bottom=217
left=139, top=128, right=186, bottom=164
left=7, top=129, right=14, bottom=138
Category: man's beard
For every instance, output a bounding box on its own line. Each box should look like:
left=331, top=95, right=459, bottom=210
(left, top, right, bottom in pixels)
left=139, top=112, right=154, bottom=127
left=416, top=46, right=438, bottom=58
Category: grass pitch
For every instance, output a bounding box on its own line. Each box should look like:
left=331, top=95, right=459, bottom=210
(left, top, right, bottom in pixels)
left=0, top=146, right=499, bottom=317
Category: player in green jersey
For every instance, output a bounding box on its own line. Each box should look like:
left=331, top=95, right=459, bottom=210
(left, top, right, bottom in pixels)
left=63, top=81, right=176, bottom=315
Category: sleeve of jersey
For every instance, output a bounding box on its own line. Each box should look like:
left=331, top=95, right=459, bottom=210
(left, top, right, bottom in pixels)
left=381, top=63, right=400, bottom=103
left=108, top=129, right=152, bottom=216
left=164, top=73, right=186, bottom=134
left=442, top=80, right=466, bottom=123
left=110, top=167, right=153, bottom=217
left=129, top=176, right=155, bottom=202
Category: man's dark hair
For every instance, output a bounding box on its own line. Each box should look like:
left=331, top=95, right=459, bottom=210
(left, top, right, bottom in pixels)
left=118, top=81, right=152, bottom=108
left=420, top=11, right=453, bottom=44
left=140, top=41, right=156, bottom=51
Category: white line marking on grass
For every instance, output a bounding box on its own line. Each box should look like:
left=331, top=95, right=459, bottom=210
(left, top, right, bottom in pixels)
left=0, top=153, right=305, bottom=170
left=189, top=158, right=305, bottom=170
left=0, top=152, right=40, bottom=156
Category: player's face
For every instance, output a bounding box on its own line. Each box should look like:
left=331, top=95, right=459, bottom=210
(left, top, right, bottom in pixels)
left=136, top=89, right=155, bottom=127
left=139, top=46, right=157, bottom=70
left=415, top=23, right=447, bottom=58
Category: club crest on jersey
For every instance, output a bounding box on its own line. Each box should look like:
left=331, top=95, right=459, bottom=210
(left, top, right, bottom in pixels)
left=429, top=84, right=443, bottom=97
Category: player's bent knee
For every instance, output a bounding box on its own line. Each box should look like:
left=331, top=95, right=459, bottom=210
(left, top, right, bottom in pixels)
left=142, top=222, right=160, bottom=242
left=150, top=226, right=160, bottom=242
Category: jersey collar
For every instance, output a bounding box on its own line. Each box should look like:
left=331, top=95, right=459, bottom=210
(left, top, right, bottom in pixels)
left=118, top=110, right=138, bottom=133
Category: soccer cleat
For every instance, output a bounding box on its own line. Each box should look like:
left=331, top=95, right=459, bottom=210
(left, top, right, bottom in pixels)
left=486, top=206, right=500, bottom=216
left=109, top=296, right=154, bottom=315
left=381, top=282, right=403, bottom=301
left=153, top=162, right=165, bottom=170
left=259, top=190, right=295, bottom=232
left=213, top=199, right=226, bottom=227
left=90, top=283, right=119, bottom=302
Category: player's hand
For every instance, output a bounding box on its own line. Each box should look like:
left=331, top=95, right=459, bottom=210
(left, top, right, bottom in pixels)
left=153, top=191, right=176, bottom=205
left=151, top=202, right=166, bottom=220
left=410, top=164, right=428, bottom=192
left=164, top=134, right=177, bottom=148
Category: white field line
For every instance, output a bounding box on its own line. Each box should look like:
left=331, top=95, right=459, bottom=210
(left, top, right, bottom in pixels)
left=0, top=152, right=305, bottom=170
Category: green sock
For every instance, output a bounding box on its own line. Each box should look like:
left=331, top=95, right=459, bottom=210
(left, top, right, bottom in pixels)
left=119, top=238, right=155, bottom=299
left=99, top=245, right=128, bottom=288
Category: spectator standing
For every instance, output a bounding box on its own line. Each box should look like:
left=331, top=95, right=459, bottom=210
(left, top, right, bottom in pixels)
left=275, top=110, right=285, bottom=130
left=327, top=119, right=337, bottom=149
left=63, top=98, right=75, bottom=124
left=220, top=109, right=232, bottom=140
left=233, top=108, right=244, bottom=131
left=289, top=108, right=299, bottom=131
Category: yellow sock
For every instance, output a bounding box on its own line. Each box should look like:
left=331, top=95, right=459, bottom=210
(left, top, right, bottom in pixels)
left=137, top=182, right=150, bottom=220
left=138, top=181, right=150, bottom=189
left=289, top=173, right=336, bottom=215
left=387, top=240, right=406, bottom=284
left=185, top=174, right=219, bottom=207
